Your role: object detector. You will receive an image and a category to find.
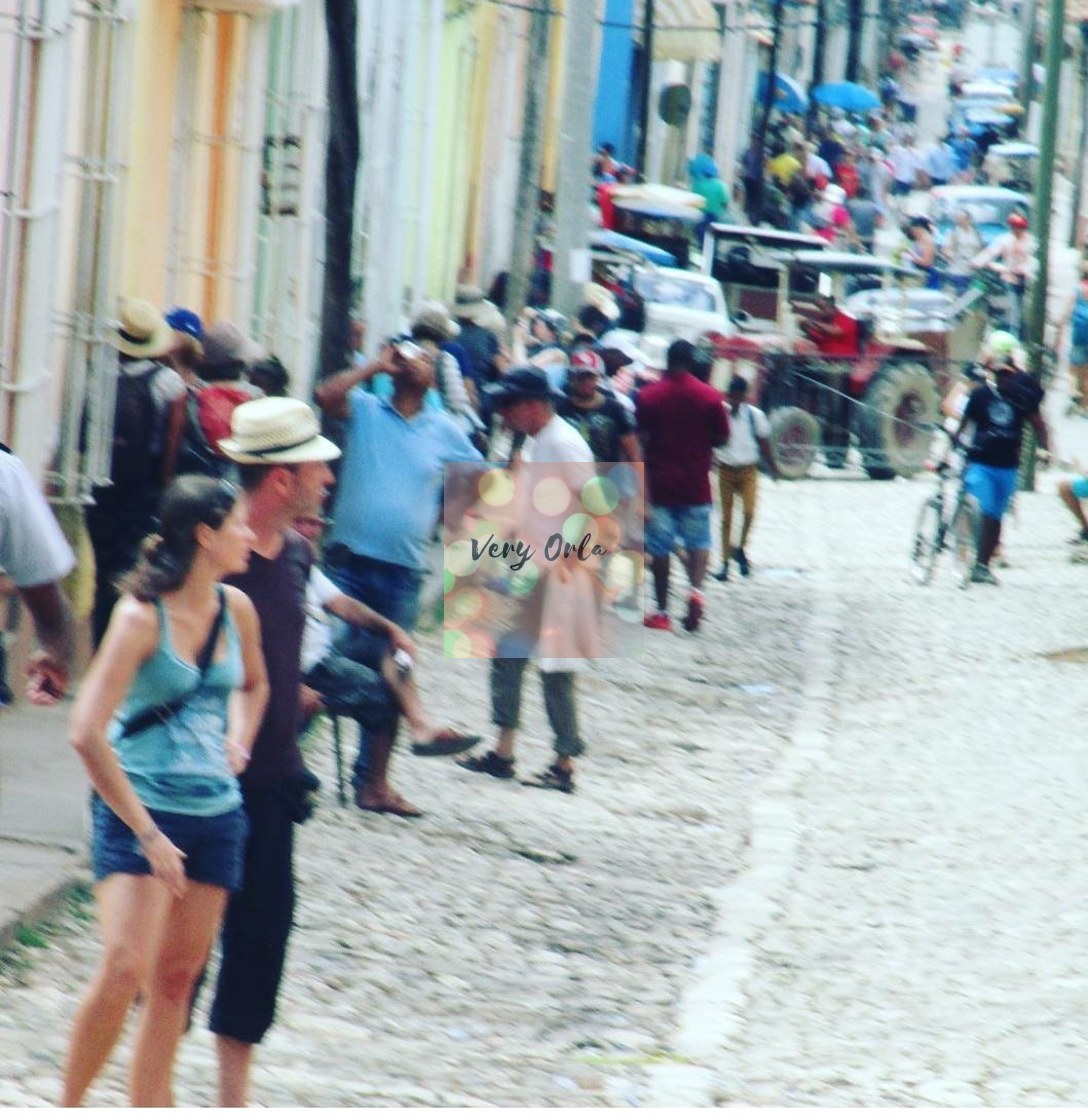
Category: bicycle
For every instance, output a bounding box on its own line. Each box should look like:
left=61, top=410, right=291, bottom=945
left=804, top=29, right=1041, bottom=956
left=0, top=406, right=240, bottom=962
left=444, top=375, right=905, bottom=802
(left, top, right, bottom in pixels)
left=910, top=442, right=981, bottom=588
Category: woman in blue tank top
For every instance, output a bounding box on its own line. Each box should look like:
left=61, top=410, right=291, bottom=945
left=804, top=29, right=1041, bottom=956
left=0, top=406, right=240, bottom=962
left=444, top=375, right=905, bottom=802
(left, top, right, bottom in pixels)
left=63, top=476, right=269, bottom=1107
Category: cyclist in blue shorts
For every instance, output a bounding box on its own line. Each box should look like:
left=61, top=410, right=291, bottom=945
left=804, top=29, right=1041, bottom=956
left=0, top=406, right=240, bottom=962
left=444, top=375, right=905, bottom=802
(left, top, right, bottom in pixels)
left=954, top=330, right=1050, bottom=585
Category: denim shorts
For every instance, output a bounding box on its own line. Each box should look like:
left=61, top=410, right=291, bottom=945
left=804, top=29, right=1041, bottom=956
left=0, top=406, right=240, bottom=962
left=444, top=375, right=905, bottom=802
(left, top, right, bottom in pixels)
left=1070, top=344, right=1088, bottom=368
left=1071, top=476, right=1088, bottom=500
left=645, top=503, right=712, bottom=557
left=964, top=462, right=1019, bottom=520
left=91, top=794, right=248, bottom=891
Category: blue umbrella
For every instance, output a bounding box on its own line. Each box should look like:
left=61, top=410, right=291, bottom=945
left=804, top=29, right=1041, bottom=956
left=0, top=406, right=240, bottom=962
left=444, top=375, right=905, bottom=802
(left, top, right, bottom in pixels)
left=812, top=81, right=882, bottom=113
left=755, top=72, right=808, bottom=113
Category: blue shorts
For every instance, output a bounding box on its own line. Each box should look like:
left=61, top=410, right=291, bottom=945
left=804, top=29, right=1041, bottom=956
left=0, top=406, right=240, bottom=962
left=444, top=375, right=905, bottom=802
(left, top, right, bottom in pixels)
left=1070, top=345, right=1088, bottom=368
left=645, top=504, right=712, bottom=557
left=1070, top=476, right=1088, bottom=500
left=964, top=462, right=1019, bottom=520
left=91, top=794, right=248, bottom=891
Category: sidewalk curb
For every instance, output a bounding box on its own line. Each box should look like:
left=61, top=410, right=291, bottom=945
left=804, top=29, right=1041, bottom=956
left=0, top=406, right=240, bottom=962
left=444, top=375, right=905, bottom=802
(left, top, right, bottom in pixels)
left=0, top=850, right=89, bottom=951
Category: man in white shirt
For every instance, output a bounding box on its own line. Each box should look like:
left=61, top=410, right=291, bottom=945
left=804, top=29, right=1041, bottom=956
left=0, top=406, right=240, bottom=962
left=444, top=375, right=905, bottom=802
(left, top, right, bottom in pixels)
left=457, top=367, right=595, bottom=794
left=294, top=512, right=480, bottom=817
left=0, top=445, right=76, bottom=703
left=713, top=375, right=778, bottom=581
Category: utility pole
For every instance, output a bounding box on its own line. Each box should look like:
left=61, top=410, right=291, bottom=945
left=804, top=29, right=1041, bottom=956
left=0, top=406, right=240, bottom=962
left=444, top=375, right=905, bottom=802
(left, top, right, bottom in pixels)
left=1019, top=0, right=1038, bottom=120
left=635, top=0, right=656, bottom=175
left=503, top=0, right=552, bottom=334
left=552, top=0, right=600, bottom=319
left=1069, top=21, right=1088, bottom=246
left=1022, top=0, right=1065, bottom=491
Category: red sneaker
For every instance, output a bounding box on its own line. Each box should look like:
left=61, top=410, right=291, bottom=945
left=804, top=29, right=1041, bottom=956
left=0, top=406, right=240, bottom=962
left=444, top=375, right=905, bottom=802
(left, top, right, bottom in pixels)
left=643, top=612, right=672, bottom=631
left=682, top=591, right=705, bottom=632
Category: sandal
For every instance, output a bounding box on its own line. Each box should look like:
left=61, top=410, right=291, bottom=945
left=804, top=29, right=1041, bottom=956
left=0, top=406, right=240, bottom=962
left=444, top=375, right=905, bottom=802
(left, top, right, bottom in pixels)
left=520, top=763, right=575, bottom=794
left=457, top=750, right=516, bottom=780
left=411, top=730, right=483, bottom=757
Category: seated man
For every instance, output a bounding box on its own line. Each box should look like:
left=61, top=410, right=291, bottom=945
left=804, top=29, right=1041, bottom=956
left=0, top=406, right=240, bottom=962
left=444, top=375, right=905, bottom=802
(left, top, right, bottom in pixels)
left=295, top=512, right=480, bottom=817
left=792, top=294, right=860, bottom=358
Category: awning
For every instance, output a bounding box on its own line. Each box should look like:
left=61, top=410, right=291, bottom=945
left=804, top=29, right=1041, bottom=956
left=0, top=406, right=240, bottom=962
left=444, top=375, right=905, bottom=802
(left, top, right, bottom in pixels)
left=651, top=0, right=722, bottom=62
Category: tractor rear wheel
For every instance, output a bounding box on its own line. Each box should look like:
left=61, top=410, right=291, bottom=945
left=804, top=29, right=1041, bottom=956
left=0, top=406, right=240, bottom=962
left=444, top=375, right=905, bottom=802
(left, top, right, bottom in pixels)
left=857, top=360, right=939, bottom=480
left=768, top=406, right=819, bottom=480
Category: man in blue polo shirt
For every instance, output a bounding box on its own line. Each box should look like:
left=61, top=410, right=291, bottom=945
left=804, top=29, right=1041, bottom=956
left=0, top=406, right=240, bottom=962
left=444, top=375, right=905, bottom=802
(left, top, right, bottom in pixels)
left=315, top=340, right=482, bottom=815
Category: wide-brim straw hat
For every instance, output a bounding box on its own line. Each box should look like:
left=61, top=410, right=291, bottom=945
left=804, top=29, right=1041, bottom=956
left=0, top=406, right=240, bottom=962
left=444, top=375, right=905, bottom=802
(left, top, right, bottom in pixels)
left=109, top=298, right=174, bottom=359
left=413, top=300, right=461, bottom=340
left=219, top=397, right=341, bottom=465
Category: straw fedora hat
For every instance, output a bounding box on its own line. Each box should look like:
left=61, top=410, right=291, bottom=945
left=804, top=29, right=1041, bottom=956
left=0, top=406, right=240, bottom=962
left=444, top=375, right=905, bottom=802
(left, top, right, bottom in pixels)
left=218, top=397, right=341, bottom=465
left=412, top=300, right=461, bottom=341
left=109, top=298, right=174, bottom=359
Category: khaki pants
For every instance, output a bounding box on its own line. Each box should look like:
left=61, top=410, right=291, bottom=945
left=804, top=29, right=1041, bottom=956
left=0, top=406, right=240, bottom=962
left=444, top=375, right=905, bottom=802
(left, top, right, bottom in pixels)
left=717, top=463, right=760, bottom=556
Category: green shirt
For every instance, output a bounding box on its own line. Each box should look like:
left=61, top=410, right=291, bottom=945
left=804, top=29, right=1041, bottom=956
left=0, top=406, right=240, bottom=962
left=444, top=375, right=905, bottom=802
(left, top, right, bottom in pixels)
left=692, top=176, right=730, bottom=220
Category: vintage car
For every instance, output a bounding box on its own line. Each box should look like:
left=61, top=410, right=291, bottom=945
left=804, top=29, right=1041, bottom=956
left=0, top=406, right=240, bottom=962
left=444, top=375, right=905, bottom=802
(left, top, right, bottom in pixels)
left=929, top=184, right=1031, bottom=246
left=707, top=248, right=985, bottom=480
left=632, top=266, right=732, bottom=344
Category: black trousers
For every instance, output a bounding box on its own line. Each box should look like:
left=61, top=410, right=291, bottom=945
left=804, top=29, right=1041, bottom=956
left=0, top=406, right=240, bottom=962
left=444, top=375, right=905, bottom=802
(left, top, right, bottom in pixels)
left=208, top=784, right=296, bottom=1045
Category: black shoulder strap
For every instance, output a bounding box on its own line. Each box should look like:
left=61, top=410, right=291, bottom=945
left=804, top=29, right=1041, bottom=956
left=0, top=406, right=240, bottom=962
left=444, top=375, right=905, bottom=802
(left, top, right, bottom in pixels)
left=0, top=442, right=10, bottom=455
left=119, top=587, right=227, bottom=738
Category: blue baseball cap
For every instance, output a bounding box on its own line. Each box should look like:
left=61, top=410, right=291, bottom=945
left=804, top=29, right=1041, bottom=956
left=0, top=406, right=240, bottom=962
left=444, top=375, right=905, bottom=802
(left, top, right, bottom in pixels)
left=165, top=307, right=203, bottom=341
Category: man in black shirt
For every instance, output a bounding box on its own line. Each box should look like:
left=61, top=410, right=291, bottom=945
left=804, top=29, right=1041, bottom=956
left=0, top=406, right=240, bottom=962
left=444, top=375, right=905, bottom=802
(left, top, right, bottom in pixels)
left=557, top=350, right=641, bottom=464
left=955, top=333, right=1049, bottom=584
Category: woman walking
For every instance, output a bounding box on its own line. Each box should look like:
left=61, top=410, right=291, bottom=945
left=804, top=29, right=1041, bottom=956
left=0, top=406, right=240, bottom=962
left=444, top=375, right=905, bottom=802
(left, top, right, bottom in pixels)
left=62, top=476, right=268, bottom=1107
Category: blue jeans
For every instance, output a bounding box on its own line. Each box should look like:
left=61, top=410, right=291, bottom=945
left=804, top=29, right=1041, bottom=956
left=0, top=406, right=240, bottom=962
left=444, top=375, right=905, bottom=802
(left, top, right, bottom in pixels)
left=323, top=548, right=423, bottom=783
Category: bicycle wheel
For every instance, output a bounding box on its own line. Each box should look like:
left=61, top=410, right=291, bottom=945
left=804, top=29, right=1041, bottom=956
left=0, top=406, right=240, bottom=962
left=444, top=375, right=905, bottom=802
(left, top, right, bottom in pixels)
left=910, top=496, right=943, bottom=584
left=950, top=492, right=981, bottom=588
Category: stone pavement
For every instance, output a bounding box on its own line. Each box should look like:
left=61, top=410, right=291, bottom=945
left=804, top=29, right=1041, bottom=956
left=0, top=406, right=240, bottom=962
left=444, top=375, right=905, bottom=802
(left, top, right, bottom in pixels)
left=3, top=416, right=1088, bottom=1104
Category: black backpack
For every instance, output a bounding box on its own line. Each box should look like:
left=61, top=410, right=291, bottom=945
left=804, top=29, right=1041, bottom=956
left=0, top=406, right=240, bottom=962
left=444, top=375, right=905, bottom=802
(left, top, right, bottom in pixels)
left=111, top=364, right=160, bottom=488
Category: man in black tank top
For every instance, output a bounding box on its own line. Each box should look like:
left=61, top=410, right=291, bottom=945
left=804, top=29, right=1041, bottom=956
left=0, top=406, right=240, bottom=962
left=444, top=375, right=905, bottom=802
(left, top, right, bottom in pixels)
left=205, top=398, right=340, bottom=1106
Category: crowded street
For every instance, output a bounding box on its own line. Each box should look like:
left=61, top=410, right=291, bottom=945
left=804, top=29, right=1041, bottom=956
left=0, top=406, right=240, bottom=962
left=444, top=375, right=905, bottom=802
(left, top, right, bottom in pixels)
left=4, top=438, right=1088, bottom=1106
left=4, top=0, right=1088, bottom=1109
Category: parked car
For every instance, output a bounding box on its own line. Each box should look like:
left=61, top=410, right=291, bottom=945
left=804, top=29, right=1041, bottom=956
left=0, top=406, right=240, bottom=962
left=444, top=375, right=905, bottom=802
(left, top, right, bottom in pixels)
left=929, top=184, right=1031, bottom=246
left=632, top=266, right=732, bottom=343
left=981, top=140, right=1038, bottom=194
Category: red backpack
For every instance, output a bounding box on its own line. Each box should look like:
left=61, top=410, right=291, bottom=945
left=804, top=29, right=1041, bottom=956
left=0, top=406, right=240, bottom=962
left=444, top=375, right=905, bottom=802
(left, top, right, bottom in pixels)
left=177, top=383, right=254, bottom=476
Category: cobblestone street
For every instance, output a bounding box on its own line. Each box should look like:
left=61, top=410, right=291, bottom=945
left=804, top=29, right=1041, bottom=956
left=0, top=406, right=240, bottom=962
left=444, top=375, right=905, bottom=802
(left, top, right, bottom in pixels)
left=3, top=453, right=1088, bottom=1107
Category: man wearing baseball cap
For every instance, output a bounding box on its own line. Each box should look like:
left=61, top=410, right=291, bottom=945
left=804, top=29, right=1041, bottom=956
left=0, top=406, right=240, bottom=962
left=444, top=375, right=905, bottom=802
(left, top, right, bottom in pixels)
left=972, top=210, right=1036, bottom=337
left=458, top=367, right=596, bottom=794
left=954, top=330, right=1049, bottom=585
left=557, top=349, right=641, bottom=465
left=204, top=397, right=340, bottom=1105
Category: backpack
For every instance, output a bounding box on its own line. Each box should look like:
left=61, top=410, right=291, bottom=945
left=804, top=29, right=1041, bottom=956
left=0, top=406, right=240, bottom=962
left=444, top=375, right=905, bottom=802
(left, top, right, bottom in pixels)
left=176, top=383, right=253, bottom=477
left=111, top=364, right=160, bottom=487
left=1072, top=296, right=1088, bottom=347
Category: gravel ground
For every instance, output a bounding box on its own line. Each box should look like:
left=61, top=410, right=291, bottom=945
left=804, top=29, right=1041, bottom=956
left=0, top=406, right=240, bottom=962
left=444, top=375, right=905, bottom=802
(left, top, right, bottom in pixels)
left=2, top=450, right=1087, bottom=1107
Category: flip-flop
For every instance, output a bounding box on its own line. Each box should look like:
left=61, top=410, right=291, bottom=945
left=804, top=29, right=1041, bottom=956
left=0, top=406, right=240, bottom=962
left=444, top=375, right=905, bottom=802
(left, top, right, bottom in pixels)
left=411, top=730, right=483, bottom=757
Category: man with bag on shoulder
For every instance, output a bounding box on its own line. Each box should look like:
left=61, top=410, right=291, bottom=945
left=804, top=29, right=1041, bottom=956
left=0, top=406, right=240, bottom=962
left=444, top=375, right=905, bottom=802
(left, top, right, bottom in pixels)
left=204, top=397, right=340, bottom=1106
left=713, top=374, right=778, bottom=582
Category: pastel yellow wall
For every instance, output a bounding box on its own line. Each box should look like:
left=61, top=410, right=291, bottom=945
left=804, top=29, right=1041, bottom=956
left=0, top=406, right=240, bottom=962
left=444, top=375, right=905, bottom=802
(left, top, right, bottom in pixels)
left=119, top=0, right=183, bottom=303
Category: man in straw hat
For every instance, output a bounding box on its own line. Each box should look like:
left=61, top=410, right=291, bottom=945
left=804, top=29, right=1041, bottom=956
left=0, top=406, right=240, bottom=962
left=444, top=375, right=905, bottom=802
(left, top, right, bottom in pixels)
left=203, top=396, right=339, bottom=1106
left=87, top=298, right=186, bottom=644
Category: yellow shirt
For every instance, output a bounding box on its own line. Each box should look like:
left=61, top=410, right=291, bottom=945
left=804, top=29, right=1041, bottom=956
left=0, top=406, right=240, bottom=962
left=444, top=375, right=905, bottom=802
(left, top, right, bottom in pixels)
left=767, top=153, right=801, bottom=186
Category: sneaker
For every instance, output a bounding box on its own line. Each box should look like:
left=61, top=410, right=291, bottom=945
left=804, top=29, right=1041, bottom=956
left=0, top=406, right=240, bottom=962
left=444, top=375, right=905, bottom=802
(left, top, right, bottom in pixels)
left=682, top=591, right=705, bottom=633
left=521, top=763, right=575, bottom=794
left=734, top=547, right=750, bottom=577
left=713, top=563, right=730, bottom=582
left=970, top=563, right=999, bottom=586
left=1069, top=528, right=1088, bottom=545
left=456, top=750, right=516, bottom=779
left=644, top=612, right=672, bottom=631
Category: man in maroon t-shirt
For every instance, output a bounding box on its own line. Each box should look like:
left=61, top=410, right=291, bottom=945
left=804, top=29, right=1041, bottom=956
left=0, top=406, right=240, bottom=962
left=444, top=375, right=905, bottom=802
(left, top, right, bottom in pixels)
left=635, top=339, right=730, bottom=632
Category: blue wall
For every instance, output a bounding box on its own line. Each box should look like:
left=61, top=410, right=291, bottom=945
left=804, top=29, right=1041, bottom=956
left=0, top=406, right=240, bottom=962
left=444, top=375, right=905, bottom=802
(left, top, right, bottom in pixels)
left=594, top=0, right=638, bottom=166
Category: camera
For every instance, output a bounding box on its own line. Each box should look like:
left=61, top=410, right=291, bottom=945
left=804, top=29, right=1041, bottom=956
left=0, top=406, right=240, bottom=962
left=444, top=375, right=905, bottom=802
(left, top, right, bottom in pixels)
left=389, top=335, right=424, bottom=363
